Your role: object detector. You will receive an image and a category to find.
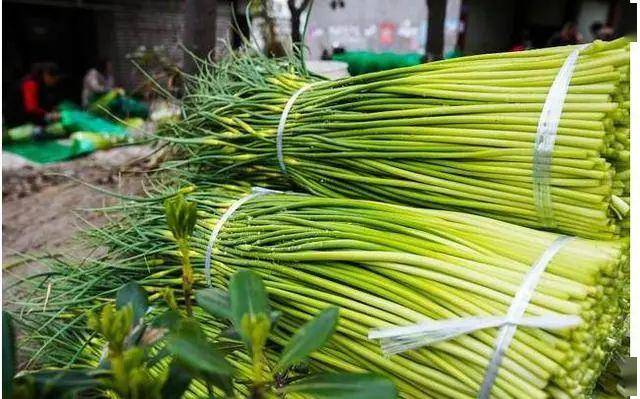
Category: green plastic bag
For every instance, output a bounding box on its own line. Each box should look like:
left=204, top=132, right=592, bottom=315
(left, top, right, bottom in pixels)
left=111, top=96, right=149, bottom=119
left=3, top=123, right=66, bottom=144
left=45, top=122, right=66, bottom=137
left=60, top=110, right=128, bottom=137
left=88, top=89, right=149, bottom=119
left=87, top=89, right=123, bottom=115
left=70, top=131, right=119, bottom=154
left=4, top=124, right=37, bottom=143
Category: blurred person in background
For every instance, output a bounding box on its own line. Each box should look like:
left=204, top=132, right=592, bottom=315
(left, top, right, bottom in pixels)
left=598, top=24, right=615, bottom=40
left=20, top=62, right=61, bottom=125
left=590, top=21, right=604, bottom=40
left=591, top=21, right=615, bottom=41
left=82, top=59, right=115, bottom=107
left=510, top=29, right=533, bottom=52
left=548, top=22, right=583, bottom=46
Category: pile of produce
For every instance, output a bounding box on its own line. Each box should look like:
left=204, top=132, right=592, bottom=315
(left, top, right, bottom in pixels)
left=16, top=184, right=629, bottom=398
left=9, top=39, right=632, bottom=399
left=161, top=39, right=630, bottom=239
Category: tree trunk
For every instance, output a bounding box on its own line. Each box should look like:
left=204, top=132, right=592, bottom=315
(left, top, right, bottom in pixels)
left=426, top=0, right=446, bottom=60
left=287, top=0, right=312, bottom=50
left=290, top=9, right=302, bottom=45
left=183, top=0, right=218, bottom=74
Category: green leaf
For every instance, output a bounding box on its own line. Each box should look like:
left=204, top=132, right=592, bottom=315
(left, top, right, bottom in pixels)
left=280, top=373, right=397, bottom=399
left=151, top=310, right=183, bottom=331
left=3, top=312, right=16, bottom=398
left=195, top=288, right=231, bottom=320
left=161, top=360, right=192, bottom=399
left=229, top=270, right=270, bottom=345
left=229, top=270, right=270, bottom=331
left=276, top=307, right=339, bottom=371
left=14, top=368, right=108, bottom=399
left=217, top=310, right=281, bottom=342
left=220, top=325, right=242, bottom=341
left=167, top=320, right=234, bottom=396
left=116, top=282, right=149, bottom=323
left=167, top=321, right=233, bottom=377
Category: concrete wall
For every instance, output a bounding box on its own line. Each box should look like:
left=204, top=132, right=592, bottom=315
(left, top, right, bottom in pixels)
left=462, top=0, right=516, bottom=54
left=215, top=2, right=234, bottom=59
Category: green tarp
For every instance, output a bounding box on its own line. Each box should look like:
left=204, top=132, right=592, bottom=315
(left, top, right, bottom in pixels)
left=332, top=51, right=423, bottom=75
left=3, top=93, right=146, bottom=164
left=3, top=131, right=120, bottom=164
left=3, top=140, right=82, bottom=164
left=3, top=109, right=130, bottom=164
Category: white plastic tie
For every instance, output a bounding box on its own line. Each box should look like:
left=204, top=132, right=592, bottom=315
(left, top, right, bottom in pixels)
left=533, top=44, right=588, bottom=227
left=276, top=83, right=316, bottom=173
left=477, top=235, right=574, bottom=398
left=369, top=314, right=581, bottom=356
left=204, top=187, right=283, bottom=286
left=367, top=235, right=579, bottom=398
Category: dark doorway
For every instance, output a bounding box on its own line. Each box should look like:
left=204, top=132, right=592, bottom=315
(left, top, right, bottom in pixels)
left=3, top=3, right=99, bottom=123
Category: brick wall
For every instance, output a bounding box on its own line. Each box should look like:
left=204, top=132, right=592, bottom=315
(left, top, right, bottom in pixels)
left=102, top=1, right=186, bottom=90
left=102, top=0, right=232, bottom=90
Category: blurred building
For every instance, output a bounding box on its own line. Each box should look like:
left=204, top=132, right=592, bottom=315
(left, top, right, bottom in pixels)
left=301, top=0, right=635, bottom=58
left=4, top=0, right=184, bottom=99
left=460, top=0, right=636, bottom=54
left=2, top=0, right=636, bottom=99
left=302, top=0, right=430, bottom=58
left=2, top=0, right=244, bottom=95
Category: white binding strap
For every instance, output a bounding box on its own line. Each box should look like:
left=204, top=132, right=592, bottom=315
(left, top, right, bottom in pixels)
left=368, top=314, right=581, bottom=356
left=204, top=187, right=283, bottom=286
left=533, top=44, right=588, bottom=227
left=368, top=235, right=579, bottom=398
left=477, top=235, right=574, bottom=398
left=276, top=83, right=316, bottom=173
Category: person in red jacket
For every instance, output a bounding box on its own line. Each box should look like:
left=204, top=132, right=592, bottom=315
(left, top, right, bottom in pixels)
left=20, top=62, right=61, bottom=125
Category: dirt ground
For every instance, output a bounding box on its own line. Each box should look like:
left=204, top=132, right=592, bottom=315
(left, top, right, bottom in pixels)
left=2, top=145, right=156, bottom=285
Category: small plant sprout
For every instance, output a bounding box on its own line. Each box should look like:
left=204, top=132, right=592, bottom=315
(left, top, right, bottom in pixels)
left=164, top=194, right=198, bottom=316
left=86, top=282, right=163, bottom=399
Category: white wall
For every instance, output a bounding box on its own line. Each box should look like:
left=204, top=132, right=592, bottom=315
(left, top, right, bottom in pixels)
left=304, top=0, right=428, bottom=59
left=444, top=0, right=462, bottom=54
